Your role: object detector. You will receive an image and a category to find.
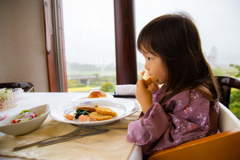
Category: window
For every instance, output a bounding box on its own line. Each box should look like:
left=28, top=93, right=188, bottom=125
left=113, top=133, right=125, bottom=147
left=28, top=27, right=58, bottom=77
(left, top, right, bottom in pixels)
left=62, top=0, right=116, bottom=93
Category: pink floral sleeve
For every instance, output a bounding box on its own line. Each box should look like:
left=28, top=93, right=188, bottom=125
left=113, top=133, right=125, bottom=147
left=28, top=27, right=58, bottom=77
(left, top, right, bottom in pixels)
left=127, top=89, right=219, bottom=155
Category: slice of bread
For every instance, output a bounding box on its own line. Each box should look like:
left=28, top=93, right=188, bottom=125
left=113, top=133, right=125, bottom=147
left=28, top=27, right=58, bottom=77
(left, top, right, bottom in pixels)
left=142, top=70, right=158, bottom=87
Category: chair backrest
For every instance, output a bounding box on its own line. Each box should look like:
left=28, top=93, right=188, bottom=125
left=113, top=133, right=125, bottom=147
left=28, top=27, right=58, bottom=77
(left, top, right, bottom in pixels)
left=148, top=102, right=240, bottom=160
left=219, top=102, right=240, bottom=132
left=216, top=76, right=240, bottom=108
left=0, top=82, right=34, bottom=92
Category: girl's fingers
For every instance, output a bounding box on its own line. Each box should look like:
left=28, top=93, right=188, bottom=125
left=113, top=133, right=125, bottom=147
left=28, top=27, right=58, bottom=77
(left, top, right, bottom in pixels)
left=148, top=82, right=159, bottom=92
left=137, top=79, right=145, bottom=88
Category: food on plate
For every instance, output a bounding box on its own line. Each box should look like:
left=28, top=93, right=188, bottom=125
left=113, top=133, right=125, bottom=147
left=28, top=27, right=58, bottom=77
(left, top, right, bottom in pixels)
left=88, top=116, right=97, bottom=122
left=78, top=115, right=97, bottom=122
left=74, top=108, right=91, bottom=119
left=89, top=112, right=113, bottom=121
left=76, top=106, right=96, bottom=112
left=64, top=106, right=117, bottom=122
left=78, top=115, right=88, bottom=122
left=88, top=90, right=107, bottom=98
left=64, top=107, right=92, bottom=121
left=96, top=107, right=117, bottom=117
left=11, top=110, right=44, bottom=124
left=141, top=70, right=158, bottom=88
left=64, top=113, right=75, bottom=120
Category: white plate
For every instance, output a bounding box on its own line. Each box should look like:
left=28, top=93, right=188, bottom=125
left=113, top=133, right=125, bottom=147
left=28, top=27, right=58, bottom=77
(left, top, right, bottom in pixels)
left=71, top=94, right=114, bottom=101
left=49, top=98, right=139, bottom=126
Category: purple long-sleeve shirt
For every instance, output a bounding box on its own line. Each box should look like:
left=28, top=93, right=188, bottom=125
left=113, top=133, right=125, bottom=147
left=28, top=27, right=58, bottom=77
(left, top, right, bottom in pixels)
left=127, top=85, right=219, bottom=155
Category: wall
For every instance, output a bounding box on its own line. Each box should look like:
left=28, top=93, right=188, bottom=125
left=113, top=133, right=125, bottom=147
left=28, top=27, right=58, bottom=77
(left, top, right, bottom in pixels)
left=0, top=0, right=49, bottom=92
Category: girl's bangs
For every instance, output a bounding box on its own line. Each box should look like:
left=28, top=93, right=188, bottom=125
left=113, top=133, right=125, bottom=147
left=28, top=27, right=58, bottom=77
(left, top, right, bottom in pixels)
left=138, top=37, right=158, bottom=56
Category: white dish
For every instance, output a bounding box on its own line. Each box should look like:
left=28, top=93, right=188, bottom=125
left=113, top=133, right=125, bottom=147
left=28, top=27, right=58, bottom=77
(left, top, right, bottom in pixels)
left=50, top=98, right=139, bottom=126
left=0, top=104, right=50, bottom=136
left=71, top=94, right=114, bottom=101
left=0, top=88, right=23, bottom=108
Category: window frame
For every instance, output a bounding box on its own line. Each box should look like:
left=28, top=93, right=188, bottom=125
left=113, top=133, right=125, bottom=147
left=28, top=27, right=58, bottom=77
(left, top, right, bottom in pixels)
left=43, top=0, right=68, bottom=92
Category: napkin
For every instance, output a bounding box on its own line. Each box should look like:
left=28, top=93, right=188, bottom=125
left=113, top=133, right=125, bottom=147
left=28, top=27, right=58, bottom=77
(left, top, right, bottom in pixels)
left=115, top=85, right=136, bottom=96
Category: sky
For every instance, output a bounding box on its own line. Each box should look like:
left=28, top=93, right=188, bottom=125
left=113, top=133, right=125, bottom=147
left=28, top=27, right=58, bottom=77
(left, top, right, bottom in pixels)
left=62, top=0, right=240, bottom=68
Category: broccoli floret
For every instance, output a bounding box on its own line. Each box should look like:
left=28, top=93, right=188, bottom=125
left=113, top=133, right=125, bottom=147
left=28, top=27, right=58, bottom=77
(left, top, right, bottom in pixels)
left=75, top=112, right=81, bottom=119
left=82, top=110, right=90, bottom=115
left=74, top=109, right=90, bottom=119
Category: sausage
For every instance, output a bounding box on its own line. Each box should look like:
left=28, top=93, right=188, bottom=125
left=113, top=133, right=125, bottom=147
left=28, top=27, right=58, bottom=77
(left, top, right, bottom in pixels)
left=76, top=106, right=96, bottom=112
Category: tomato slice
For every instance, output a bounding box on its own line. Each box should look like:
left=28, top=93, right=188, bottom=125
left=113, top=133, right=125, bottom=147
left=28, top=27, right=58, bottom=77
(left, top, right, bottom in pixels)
left=12, top=119, right=18, bottom=124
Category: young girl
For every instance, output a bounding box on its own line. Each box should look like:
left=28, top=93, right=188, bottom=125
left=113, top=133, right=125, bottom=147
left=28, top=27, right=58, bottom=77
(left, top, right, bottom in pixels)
left=127, top=12, right=220, bottom=159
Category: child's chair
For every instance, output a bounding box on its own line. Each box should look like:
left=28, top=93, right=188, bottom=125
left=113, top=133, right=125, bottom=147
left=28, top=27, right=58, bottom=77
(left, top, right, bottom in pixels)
left=216, top=76, right=240, bottom=108
left=148, top=102, right=240, bottom=160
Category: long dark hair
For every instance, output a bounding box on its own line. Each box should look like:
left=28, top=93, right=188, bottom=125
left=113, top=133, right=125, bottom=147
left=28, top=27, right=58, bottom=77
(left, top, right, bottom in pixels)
left=137, top=12, right=220, bottom=106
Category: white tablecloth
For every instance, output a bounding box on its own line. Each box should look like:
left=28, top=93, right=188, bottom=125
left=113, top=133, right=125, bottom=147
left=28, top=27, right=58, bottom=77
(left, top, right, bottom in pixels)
left=0, top=92, right=142, bottom=160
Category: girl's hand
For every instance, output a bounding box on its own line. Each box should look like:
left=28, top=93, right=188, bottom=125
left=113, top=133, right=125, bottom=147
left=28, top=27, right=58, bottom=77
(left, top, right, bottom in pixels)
left=148, top=82, right=159, bottom=92
left=140, top=71, right=159, bottom=92
left=135, top=79, right=153, bottom=114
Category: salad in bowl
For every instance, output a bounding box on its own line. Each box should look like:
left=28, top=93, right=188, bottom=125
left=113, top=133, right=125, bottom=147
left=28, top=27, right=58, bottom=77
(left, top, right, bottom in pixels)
left=0, top=104, right=50, bottom=136
left=11, top=110, right=44, bottom=124
left=0, top=88, right=23, bottom=108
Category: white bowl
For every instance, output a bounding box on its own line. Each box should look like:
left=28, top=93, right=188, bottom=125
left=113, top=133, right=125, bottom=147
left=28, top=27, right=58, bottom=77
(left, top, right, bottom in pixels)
left=0, top=104, right=50, bottom=136
left=0, top=88, right=23, bottom=107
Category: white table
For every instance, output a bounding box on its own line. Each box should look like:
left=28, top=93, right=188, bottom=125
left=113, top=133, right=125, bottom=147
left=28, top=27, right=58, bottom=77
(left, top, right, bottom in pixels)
left=0, top=92, right=142, bottom=160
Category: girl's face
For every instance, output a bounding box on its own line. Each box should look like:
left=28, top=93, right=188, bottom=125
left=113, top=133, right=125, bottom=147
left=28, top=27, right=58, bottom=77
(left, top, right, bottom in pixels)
left=141, top=47, right=168, bottom=85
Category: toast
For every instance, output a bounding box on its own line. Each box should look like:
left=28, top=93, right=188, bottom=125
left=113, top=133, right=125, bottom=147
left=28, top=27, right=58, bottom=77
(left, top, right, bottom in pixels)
left=142, top=70, right=158, bottom=88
